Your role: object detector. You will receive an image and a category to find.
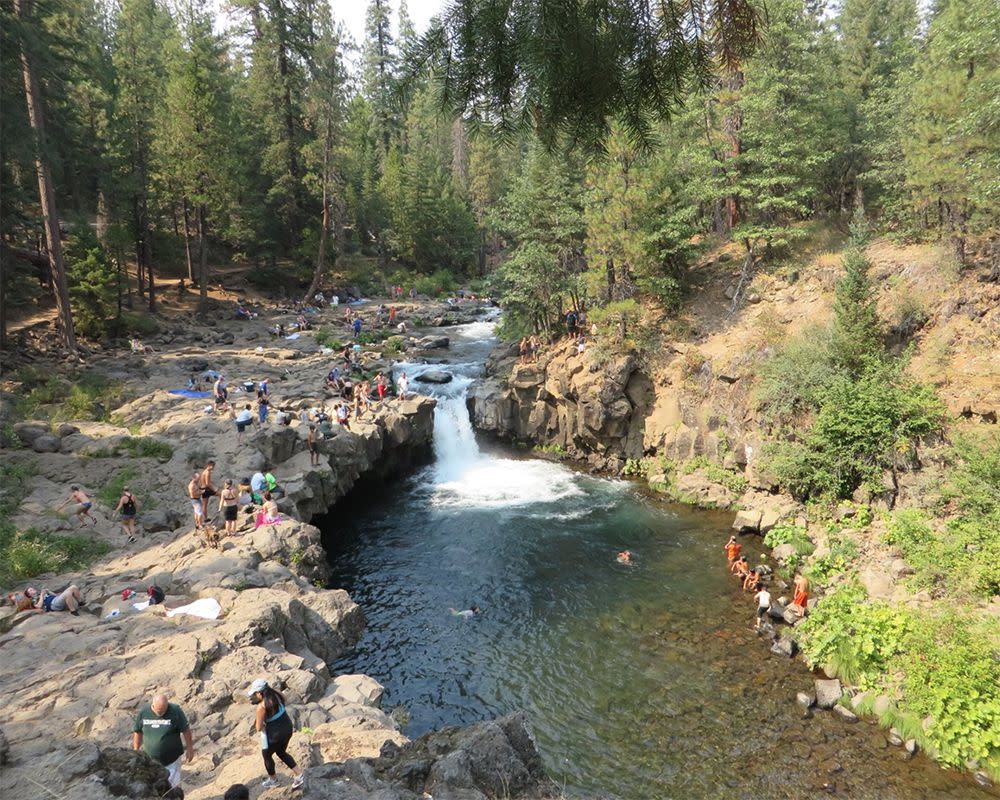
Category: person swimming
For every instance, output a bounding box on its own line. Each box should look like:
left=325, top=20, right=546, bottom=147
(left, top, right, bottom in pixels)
left=449, top=607, right=481, bottom=619
left=616, top=550, right=632, bottom=564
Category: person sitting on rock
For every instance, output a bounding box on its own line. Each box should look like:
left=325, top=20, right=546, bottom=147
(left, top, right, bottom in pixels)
left=233, top=404, right=255, bottom=445
left=730, top=555, right=751, bottom=578
left=250, top=471, right=267, bottom=504
left=743, top=568, right=762, bottom=593
left=254, top=492, right=281, bottom=529
left=723, top=535, right=742, bottom=563
left=57, top=485, right=97, bottom=528
left=238, top=478, right=253, bottom=508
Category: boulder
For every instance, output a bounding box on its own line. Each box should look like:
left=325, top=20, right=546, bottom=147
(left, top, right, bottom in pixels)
left=732, top=509, right=762, bottom=532
left=32, top=434, right=61, bottom=453
left=60, top=433, right=94, bottom=453
left=417, top=336, right=450, bottom=350
left=56, top=422, right=81, bottom=438
left=771, top=543, right=798, bottom=562
left=331, top=674, right=386, bottom=708
left=0, top=725, right=7, bottom=765
left=904, top=739, right=919, bottom=756
left=890, top=558, right=914, bottom=579
left=13, top=421, right=49, bottom=446
left=833, top=705, right=859, bottom=723
left=759, top=509, right=781, bottom=534
left=795, top=692, right=815, bottom=710
left=887, top=728, right=904, bottom=747
left=414, top=370, right=453, bottom=385
left=94, top=747, right=173, bottom=798
left=770, top=635, right=797, bottom=658
left=815, top=679, right=843, bottom=709
left=142, top=509, right=182, bottom=533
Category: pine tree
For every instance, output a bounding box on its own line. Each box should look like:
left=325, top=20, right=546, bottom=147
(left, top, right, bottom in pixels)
left=362, top=0, right=396, bottom=154
left=832, top=210, right=882, bottom=376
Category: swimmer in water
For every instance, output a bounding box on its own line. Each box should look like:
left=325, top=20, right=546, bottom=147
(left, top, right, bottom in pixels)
left=616, top=550, right=632, bottom=564
left=450, top=607, right=481, bottom=619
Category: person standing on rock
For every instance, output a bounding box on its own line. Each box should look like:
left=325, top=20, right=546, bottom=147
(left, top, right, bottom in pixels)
left=233, top=404, right=255, bottom=446
left=352, top=316, right=362, bottom=339
left=247, top=679, right=304, bottom=789
left=213, top=373, right=229, bottom=412
left=790, top=573, right=810, bottom=616
left=114, top=486, right=140, bottom=543
left=57, top=485, right=98, bottom=528
left=187, top=472, right=205, bottom=529
left=133, top=693, right=194, bottom=791
left=216, top=479, right=240, bottom=536
left=396, top=371, right=409, bottom=402
left=753, top=585, right=771, bottom=630
left=307, top=425, right=320, bottom=466
left=199, top=461, right=218, bottom=521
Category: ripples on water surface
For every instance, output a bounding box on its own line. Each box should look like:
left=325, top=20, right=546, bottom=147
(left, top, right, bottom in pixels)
left=323, top=319, right=991, bottom=800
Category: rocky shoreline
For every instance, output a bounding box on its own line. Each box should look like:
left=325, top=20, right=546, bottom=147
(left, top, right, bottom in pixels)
left=0, top=301, right=564, bottom=800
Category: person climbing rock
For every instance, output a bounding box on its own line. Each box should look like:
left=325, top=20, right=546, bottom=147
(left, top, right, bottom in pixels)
left=247, top=679, right=304, bottom=790
left=57, top=485, right=97, bottom=528
left=114, top=485, right=140, bottom=543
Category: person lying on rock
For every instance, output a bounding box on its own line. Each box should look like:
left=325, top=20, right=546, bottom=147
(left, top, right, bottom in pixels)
left=247, top=678, right=304, bottom=789
left=133, top=693, right=194, bottom=791
left=11, top=585, right=85, bottom=615
left=57, top=485, right=97, bottom=528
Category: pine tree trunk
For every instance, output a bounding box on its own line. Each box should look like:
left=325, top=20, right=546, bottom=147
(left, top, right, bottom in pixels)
left=197, top=204, right=208, bottom=316
left=16, top=0, right=77, bottom=351
left=722, top=68, right=744, bottom=232
left=182, top=197, right=195, bottom=284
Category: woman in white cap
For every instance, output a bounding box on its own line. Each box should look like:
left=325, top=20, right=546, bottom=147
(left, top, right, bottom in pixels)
left=247, top=678, right=304, bottom=789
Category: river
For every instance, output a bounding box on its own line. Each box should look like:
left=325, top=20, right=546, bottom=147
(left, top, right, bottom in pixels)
left=322, top=317, right=991, bottom=800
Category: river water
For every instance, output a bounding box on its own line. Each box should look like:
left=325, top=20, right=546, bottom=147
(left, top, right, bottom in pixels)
left=323, top=318, right=991, bottom=800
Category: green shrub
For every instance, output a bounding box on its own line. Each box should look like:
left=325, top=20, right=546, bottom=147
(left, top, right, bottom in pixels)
left=804, top=535, right=859, bottom=584
left=763, top=524, right=814, bottom=555
left=622, top=458, right=648, bottom=478
left=315, top=327, right=344, bottom=348
left=755, top=325, right=839, bottom=425
left=96, top=467, right=138, bottom=508
left=91, top=437, right=173, bottom=461
left=121, top=312, right=160, bottom=336
left=413, top=269, right=458, bottom=297
left=384, top=335, right=404, bottom=353
left=797, top=584, right=913, bottom=691
left=13, top=372, right=130, bottom=423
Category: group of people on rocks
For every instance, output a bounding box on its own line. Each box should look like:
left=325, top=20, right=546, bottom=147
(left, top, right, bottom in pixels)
left=724, top=534, right=810, bottom=630
left=186, top=461, right=283, bottom=534
left=130, top=679, right=305, bottom=794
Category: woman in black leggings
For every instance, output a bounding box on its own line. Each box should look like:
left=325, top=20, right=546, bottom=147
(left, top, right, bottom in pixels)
left=247, top=679, right=304, bottom=789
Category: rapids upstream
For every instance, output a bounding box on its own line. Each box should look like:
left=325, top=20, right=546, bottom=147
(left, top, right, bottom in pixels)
left=322, top=317, right=992, bottom=800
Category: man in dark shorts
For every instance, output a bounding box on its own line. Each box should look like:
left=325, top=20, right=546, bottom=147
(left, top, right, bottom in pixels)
left=133, top=693, right=194, bottom=790
left=566, top=309, right=578, bottom=338
left=199, top=461, right=217, bottom=521
left=307, top=425, right=320, bottom=466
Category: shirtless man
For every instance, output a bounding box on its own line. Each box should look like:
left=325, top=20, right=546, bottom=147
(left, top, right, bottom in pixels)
left=730, top=555, right=751, bottom=578
left=199, top=461, right=218, bottom=522
left=307, top=425, right=320, bottom=466
left=790, top=573, right=810, bottom=616
left=187, top=472, right=204, bottom=529
left=58, top=485, right=97, bottom=528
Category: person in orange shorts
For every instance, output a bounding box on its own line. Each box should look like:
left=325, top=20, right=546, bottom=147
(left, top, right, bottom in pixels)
left=789, top=573, right=810, bottom=616
left=724, top=535, right=742, bottom=563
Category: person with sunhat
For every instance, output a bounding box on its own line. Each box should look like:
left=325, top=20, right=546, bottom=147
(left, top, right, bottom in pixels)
left=247, top=678, right=304, bottom=789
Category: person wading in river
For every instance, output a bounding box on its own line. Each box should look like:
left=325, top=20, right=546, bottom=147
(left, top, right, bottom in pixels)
left=724, top=535, right=742, bottom=563
left=753, top=585, right=771, bottom=630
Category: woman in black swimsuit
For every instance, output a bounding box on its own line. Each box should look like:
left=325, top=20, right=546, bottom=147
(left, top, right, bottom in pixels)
left=217, top=479, right=239, bottom=536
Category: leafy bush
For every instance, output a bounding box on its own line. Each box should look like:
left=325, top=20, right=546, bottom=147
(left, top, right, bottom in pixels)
left=121, top=312, right=160, bottom=336
left=797, top=584, right=913, bottom=691
left=622, top=458, right=648, bottom=478
left=315, top=327, right=343, bottom=348
left=682, top=456, right=748, bottom=495
left=383, top=335, right=404, bottom=353
left=413, top=269, right=458, bottom=297
left=755, top=325, right=839, bottom=425
left=91, top=437, right=173, bottom=461
left=804, top=535, right=859, bottom=584
left=13, top=372, right=129, bottom=423
left=763, top=524, right=814, bottom=555
left=763, top=362, right=944, bottom=501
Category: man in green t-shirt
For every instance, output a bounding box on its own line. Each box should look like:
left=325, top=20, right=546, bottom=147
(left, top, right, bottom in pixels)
left=132, top=694, right=194, bottom=789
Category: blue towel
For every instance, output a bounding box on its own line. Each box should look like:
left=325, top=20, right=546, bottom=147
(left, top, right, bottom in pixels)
left=169, top=389, right=213, bottom=399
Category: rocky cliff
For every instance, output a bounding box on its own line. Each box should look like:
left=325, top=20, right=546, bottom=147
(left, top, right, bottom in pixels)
left=0, top=304, right=443, bottom=800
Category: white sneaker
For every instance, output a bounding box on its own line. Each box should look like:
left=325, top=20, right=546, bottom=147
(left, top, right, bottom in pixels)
left=261, top=778, right=278, bottom=788
left=292, top=774, right=304, bottom=789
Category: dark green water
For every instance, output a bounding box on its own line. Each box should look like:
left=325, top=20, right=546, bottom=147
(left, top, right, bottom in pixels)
left=323, top=319, right=992, bottom=799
